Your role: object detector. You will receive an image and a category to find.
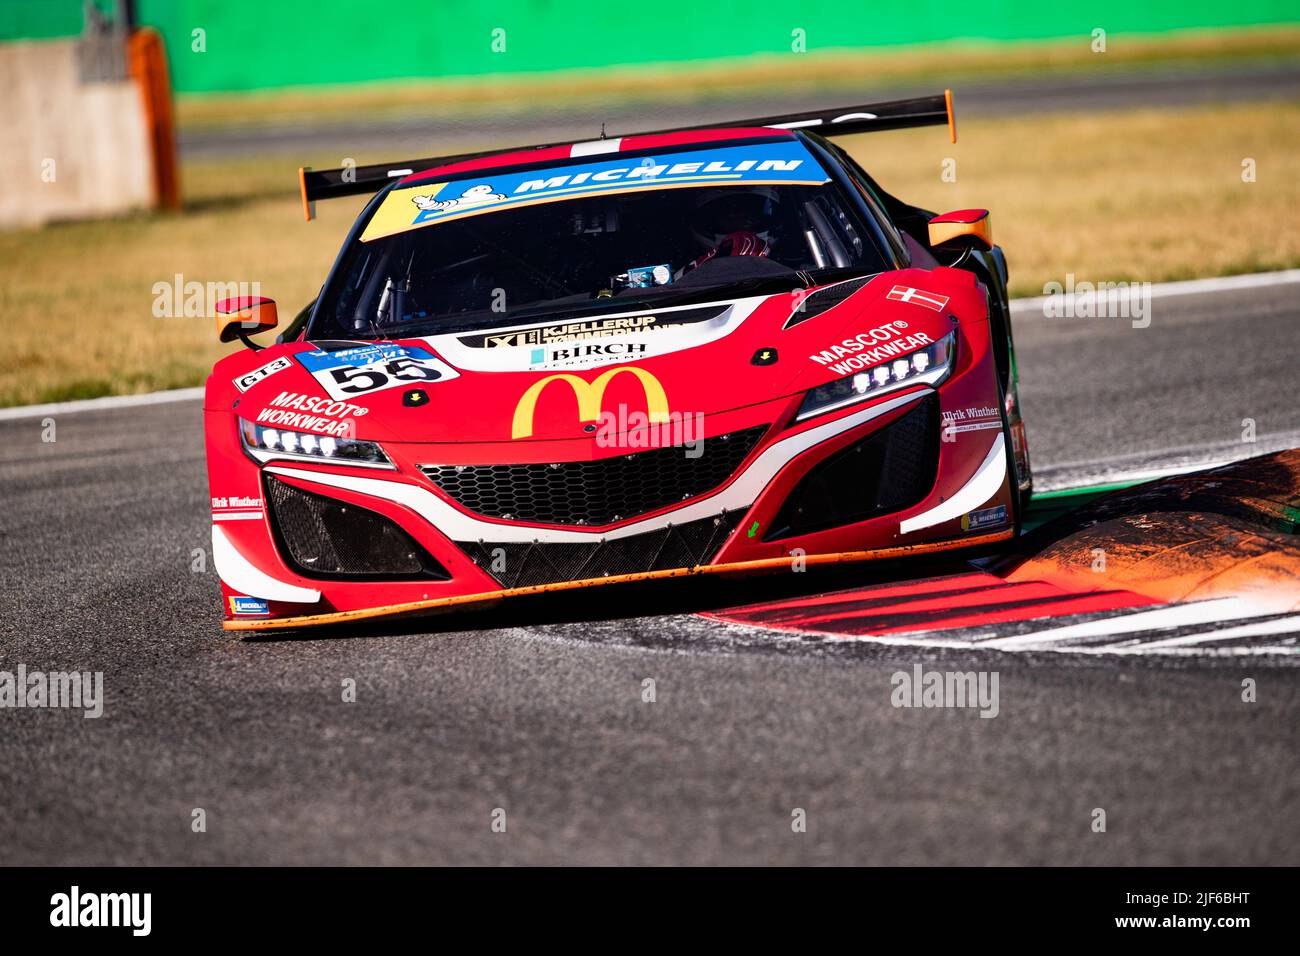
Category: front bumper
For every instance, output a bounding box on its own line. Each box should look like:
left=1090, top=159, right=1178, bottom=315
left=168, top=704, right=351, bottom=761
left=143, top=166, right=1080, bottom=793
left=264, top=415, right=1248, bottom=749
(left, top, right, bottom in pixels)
left=206, top=348, right=1014, bottom=631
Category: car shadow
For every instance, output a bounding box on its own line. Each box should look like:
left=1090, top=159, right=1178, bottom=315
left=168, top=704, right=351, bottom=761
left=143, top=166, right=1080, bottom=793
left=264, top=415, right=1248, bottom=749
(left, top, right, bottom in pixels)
left=239, top=544, right=1011, bottom=644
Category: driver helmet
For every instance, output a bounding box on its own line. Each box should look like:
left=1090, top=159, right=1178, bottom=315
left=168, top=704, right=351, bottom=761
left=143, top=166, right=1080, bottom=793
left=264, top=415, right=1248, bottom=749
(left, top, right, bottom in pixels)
left=690, top=186, right=779, bottom=251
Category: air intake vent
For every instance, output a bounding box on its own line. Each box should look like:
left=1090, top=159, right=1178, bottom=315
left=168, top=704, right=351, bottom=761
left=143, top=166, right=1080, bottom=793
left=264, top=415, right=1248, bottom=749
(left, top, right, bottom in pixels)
left=766, top=395, right=940, bottom=539
left=265, top=476, right=448, bottom=579
left=457, top=511, right=743, bottom=589
left=784, top=275, right=876, bottom=328
left=421, top=425, right=767, bottom=526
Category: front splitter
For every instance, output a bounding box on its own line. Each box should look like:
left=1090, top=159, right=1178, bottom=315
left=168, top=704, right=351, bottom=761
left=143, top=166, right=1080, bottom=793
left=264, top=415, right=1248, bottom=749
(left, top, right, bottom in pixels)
left=222, top=530, right=1015, bottom=632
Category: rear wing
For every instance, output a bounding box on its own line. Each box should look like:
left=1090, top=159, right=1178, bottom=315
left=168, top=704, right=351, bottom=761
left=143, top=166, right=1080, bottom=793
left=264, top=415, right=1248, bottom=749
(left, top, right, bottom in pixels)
left=298, top=89, right=955, bottom=221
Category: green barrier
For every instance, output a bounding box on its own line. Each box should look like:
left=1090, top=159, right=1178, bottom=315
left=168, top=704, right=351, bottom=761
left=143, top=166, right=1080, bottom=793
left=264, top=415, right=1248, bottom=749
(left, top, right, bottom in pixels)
left=4, top=0, right=1299, bottom=93
left=1, top=0, right=84, bottom=39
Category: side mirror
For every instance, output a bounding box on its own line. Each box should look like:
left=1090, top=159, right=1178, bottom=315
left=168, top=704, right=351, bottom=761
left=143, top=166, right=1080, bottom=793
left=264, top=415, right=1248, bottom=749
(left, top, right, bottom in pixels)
left=216, top=296, right=278, bottom=346
left=927, top=209, right=993, bottom=251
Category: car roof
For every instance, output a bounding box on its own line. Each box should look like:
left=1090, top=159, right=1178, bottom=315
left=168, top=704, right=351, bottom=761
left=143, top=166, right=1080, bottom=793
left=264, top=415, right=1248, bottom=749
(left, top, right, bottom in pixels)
left=395, top=127, right=800, bottom=186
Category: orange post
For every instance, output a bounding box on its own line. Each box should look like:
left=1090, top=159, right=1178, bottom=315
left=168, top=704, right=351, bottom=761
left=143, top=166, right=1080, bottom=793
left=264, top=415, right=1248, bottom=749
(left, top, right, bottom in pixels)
left=128, top=27, right=181, bottom=211
left=299, top=166, right=316, bottom=222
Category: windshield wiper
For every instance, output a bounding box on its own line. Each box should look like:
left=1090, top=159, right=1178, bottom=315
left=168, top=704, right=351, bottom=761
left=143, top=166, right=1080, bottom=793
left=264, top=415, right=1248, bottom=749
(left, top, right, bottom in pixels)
left=363, top=276, right=409, bottom=340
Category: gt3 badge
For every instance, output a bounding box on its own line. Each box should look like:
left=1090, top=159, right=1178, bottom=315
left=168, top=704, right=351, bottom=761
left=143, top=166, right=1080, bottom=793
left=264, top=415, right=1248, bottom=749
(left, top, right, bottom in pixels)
left=233, top=356, right=292, bottom=393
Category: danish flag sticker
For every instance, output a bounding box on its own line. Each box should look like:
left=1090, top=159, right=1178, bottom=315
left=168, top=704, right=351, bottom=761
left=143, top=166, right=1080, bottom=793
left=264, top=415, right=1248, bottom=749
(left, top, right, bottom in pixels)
left=887, top=285, right=949, bottom=312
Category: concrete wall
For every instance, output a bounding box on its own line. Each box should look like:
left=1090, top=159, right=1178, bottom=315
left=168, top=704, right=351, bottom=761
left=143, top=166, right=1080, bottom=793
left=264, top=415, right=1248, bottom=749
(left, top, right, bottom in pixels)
left=0, top=40, right=154, bottom=228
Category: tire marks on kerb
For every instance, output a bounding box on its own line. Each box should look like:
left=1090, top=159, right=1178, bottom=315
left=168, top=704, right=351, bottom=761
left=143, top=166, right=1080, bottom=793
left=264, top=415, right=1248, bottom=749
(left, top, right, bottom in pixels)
left=973, top=598, right=1267, bottom=649
left=707, top=601, right=1300, bottom=657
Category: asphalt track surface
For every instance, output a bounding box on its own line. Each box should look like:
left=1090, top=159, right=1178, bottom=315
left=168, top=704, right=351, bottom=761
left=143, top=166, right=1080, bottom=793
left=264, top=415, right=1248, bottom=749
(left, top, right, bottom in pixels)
left=2, top=270, right=1298, bottom=864
left=182, top=61, right=1300, bottom=160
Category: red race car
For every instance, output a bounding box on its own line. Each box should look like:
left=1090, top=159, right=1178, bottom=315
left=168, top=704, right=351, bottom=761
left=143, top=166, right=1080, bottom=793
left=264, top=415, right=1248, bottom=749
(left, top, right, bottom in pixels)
left=206, top=92, right=1033, bottom=630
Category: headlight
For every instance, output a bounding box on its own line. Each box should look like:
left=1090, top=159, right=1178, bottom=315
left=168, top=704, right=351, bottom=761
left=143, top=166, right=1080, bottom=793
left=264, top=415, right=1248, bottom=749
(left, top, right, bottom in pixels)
left=796, top=332, right=956, bottom=421
left=240, top=419, right=392, bottom=467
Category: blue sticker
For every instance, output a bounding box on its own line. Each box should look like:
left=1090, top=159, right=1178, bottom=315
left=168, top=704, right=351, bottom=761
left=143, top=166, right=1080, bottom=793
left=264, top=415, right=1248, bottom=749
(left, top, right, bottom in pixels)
left=962, top=505, right=1008, bottom=532
left=625, top=264, right=673, bottom=288
left=404, top=140, right=829, bottom=229
left=229, top=596, right=270, bottom=617
left=297, top=342, right=433, bottom=374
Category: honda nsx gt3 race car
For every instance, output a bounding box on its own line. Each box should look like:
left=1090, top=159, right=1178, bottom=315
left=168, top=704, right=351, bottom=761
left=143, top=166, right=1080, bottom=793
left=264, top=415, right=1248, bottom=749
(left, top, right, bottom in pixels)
left=205, top=92, right=1033, bottom=630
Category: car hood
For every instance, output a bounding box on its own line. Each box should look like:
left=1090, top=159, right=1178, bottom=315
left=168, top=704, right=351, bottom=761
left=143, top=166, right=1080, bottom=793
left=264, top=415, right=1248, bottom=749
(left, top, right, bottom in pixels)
left=210, top=268, right=984, bottom=445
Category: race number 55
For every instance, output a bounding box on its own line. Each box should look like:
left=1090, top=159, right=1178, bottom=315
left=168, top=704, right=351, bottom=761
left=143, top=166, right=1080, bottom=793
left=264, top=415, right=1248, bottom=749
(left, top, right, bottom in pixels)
left=328, top=357, right=445, bottom=394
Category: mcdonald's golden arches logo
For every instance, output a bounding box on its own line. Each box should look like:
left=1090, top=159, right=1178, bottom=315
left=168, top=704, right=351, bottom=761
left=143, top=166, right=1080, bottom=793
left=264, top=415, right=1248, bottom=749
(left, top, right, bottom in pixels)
left=511, top=366, right=670, bottom=439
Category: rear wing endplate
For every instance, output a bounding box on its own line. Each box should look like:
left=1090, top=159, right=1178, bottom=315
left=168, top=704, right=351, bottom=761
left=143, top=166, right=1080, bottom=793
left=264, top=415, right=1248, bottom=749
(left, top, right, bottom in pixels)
left=298, top=89, right=955, bottom=221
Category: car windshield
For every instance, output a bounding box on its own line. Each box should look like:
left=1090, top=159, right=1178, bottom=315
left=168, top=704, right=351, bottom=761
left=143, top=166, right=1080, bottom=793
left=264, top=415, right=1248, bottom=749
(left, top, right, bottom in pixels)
left=310, top=138, right=892, bottom=340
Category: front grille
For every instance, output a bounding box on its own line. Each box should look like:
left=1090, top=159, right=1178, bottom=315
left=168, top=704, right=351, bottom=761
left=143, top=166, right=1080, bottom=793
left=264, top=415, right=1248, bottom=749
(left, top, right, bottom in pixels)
left=457, top=511, right=744, bottom=589
left=420, top=425, right=767, bottom=526
left=265, top=476, right=448, bottom=579
left=765, top=395, right=941, bottom=540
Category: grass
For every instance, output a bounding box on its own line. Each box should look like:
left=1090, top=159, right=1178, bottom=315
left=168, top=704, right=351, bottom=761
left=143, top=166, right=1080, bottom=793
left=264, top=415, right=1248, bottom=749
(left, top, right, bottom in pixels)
left=857, top=101, right=1300, bottom=287
left=177, top=27, right=1300, bottom=129
left=1, top=100, right=1298, bottom=407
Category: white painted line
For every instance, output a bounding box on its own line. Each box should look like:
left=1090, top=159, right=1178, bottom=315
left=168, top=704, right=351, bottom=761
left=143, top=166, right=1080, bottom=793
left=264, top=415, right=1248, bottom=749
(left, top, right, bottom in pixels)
left=2, top=269, right=1299, bottom=421
left=1112, top=615, right=1300, bottom=651
left=974, top=598, right=1269, bottom=649
left=1042, top=641, right=1299, bottom=657
left=0, top=386, right=204, bottom=422
left=1010, top=268, right=1300, bottom=316
left=1037, top=460, right=1234, bottom=494
left=1057, top=461, right=1230, bottom=487
left=1035, top=430, right=1300, bottom=493
left=712, top=612, right=1300, bottom=656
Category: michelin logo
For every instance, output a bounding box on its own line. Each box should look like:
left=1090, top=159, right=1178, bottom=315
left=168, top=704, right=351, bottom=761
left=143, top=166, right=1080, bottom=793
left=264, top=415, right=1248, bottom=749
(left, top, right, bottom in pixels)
left=961, top=505, right=1007, bottom=532
left=514, top=157, right=805, bottom=193
left=229, top=596, right=270, bottom=616
left=412, top=183, right=505, bottom=211
left=368, top=142, right=828, bottom=241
